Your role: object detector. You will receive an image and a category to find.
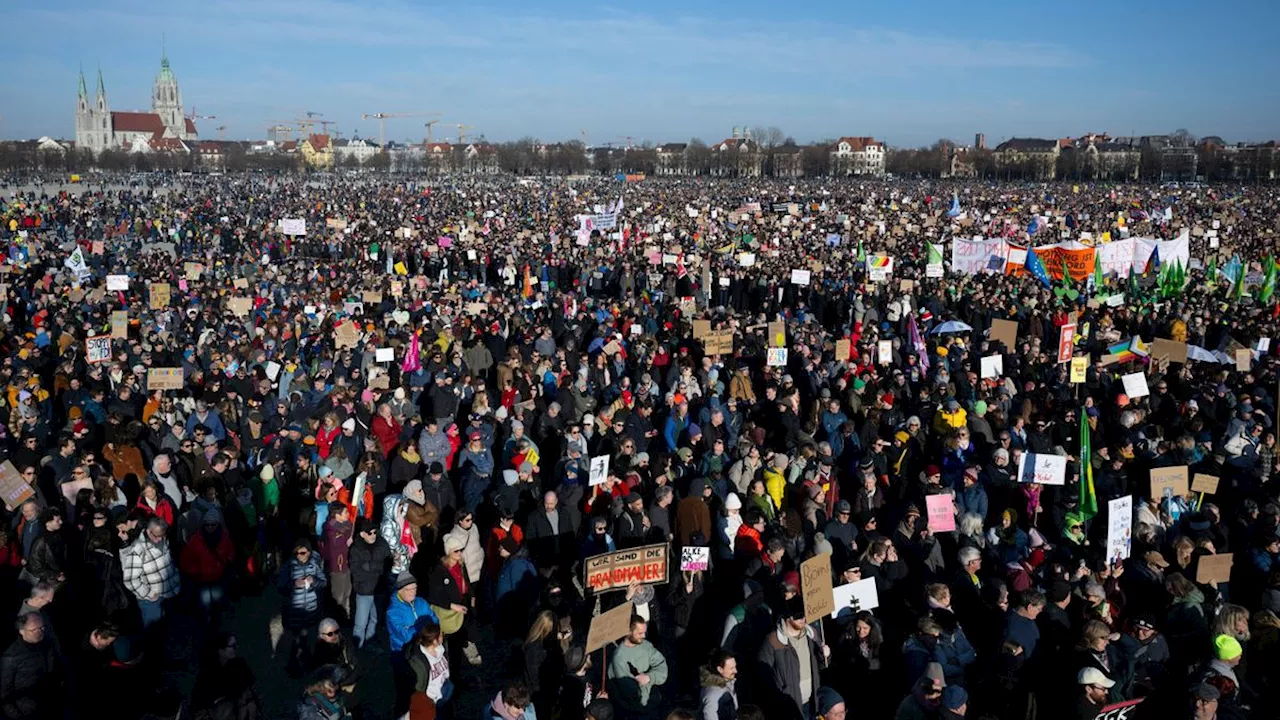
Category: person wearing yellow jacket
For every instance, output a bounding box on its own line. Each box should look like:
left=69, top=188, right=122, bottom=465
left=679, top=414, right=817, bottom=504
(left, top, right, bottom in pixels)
left=764, top=454, right=789, bottom=510
left=932, top=399, right=968, bottom=437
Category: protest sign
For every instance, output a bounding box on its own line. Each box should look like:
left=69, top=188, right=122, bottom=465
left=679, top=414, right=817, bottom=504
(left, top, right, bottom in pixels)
left=85, top=335, right=112, bottom=364
left=279, top=218, right=306, bottom=235
left=583, top=543, right=668, bottom=593
left=1191, top=474, right=1220, bottom=494
left=1196, top=554, right=1233, bottom=584
left=1070, top=356, right=1088, bottom=383
left=878, top=340, right=893, bottom=365
left=1149, top=338, right=1188, bottom=365
left=149, top=283, right=170, bottom=309
left=1106, top=496, right=1133, bottom=564
left=227, top=298, right=252, bottom=317
left=106, top=274, right=129, bottom=291
left=768, top=321, right=786, bottom=348
left=375, top=348, right=395, bottom=363
left=1093, top=698, right=1144, bottom=720
left=1150, top=466, right=1189, bottom=499
left=0, top=461, right=35, bottom=511
left=1058, top=324, right=1076, bottom=363
left=703, top=331, right=734, bottom=356
left=589, top=455, right=610, bottom=486
left=1121, top=372, right=1149, bottom=399
left=980, top=354, right=1003, bottom=379
left=799, top=553, right=835, bottom=623
left=147, top=367, right=184, bottom=391
left=585, top=601, right=633, bottom=654
left=334, top=322, right=361, bottom=349
left=1017, top=453, right=1067, bottom=485
left=680, top=546, right=710, bottom=572
left=990, top=319, right=1018, bottom=348
left=790, top=269, right=811, bottom=286
left=362, top=290, right=384, bottom=305
left=111, top=311, right=128, bottom=339
left=830, top=577, right=880, bottom=619
left=1236, top=348, right=1251, bottom=372
left=835, top=339, right=851, bottom=362
left=767, top=348, right=788, bottom=367
left=692, top=320, right=711, bottom=339
left=926, top=494, right=955, bottom=532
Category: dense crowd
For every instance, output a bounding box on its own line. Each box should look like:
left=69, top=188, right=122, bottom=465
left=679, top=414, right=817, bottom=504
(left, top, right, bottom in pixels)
left=1, top=173, right=1279, bottom=720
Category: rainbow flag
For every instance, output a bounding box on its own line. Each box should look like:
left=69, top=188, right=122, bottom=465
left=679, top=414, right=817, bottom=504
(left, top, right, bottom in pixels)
left=1106, top=336, right=1149, bottom=363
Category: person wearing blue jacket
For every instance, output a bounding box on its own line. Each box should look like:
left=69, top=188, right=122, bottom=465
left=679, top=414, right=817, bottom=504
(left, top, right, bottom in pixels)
left=955, top=468, right=988, bottom=521
left=386, top=572, right=439, bottom=654
left=665, top=402, right=690, bottom=452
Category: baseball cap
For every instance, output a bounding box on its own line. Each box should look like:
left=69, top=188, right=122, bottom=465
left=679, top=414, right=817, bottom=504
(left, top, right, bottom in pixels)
left=1190, top=683, right=1220, bottom=701
left=1077, top=668, right=1115, bottom=688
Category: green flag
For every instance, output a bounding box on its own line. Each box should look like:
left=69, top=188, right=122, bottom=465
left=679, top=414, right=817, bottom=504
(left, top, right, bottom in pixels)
left=927, top=242, right=943, bottom=265
left=1260, top=258, right=1277, bottom=305
left=1080, top=411, right=1098, bottom=520
left=1232, top=262, right=1248, bottom=303
left=1207, top=257, right=1217, bottom=290
left=857, top=238, right=866, bottom=263
left=1093, top=252, right=1104, bottom=290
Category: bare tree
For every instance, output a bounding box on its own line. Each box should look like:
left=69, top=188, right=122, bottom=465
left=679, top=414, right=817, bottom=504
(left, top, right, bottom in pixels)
left=751, top=126, right=785, bottom=149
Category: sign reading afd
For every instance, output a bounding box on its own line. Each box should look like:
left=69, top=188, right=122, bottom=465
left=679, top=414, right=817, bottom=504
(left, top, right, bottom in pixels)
left=584, top=543, right=668, bottom=593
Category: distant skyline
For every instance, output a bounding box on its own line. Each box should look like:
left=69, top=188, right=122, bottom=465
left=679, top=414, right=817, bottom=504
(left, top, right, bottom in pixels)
left=4, top=0, right=1279, bottom=147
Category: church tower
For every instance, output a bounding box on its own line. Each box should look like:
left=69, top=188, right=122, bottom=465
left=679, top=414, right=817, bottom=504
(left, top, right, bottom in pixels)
left=94, top=68, right=111, bottom=151
left=75, top=68, right=91, bottom=151
left=152, top=43, right=185, bottom=138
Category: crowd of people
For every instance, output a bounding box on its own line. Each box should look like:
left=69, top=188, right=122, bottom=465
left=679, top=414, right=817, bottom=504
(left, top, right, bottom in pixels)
left=1, top=173, right=1279, bottom=720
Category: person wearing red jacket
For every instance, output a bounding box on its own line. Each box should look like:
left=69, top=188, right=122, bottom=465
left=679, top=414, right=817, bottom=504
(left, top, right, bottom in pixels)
left=180, top=507, right=236, bottom=618
left=315, top=413, right=342, bottom=460
left=136, top=479, right=178, bottom=527
left=371, top=403, right=403, bottom=458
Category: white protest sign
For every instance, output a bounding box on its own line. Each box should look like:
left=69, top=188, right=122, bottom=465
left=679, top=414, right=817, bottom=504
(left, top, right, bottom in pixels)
left=790, top=269, right=811, bottom=286
left=278, top=218, right=307, bottom=235
left=1121, top=372, right=1150, bottom=398
left=1106, top=495, right=1133, bottom=564
left=106, top=275, right=129, bottom=291
left=767, top=348, right=788, bottom=367
left=1017, top=452, right=1067, bottom=485
left=680, top=546, right=710, bottom=572
left=85, top=335, right=112, bottom=364
left=589, top=455, right=610, bottom=486
left=375, top=347, right=395, bottom=363
left=830, top=577, right=880, bottom=618
left=877, top=340, right=893, bottom=365
left=980, top=354, right=1004, bottom=379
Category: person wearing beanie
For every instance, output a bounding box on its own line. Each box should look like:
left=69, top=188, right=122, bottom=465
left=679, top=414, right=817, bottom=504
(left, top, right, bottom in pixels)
left=387, top=572, right=438, bottom=655
left=940, top=685, right=967, bottom=719
left=814, top=686, right=844, bottom=720
left=677, top=478, right=713, bottom=547
left=895, top=662, right=946, bottom=720
left=1200, top=634, right=1245, bottom=707
left=350, top=517, right=391, bottom=648
left=427, top=533, right=483, bottom=666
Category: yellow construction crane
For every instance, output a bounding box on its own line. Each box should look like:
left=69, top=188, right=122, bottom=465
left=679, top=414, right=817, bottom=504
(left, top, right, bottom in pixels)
left=454, top=124, right=474, bottom=144
left=424, top=119, right=442, bottom=144
left=361, top=111, right=441, bottom=147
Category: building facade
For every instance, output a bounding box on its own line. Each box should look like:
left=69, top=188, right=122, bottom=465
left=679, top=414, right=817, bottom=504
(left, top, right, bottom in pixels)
left=830, top=136, right=886, bottom=176
left=75, top=48, right=197, bottom=154
left=994, top=138, right=1059, bottom=179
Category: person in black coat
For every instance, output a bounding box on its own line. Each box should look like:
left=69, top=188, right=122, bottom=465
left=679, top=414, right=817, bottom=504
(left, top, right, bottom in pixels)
left=0, top=613, right=64, bottom=719
left=349, top=518, right=391, bottom=648
left=427, top=534, right=482, bottom=666
left=23, top=509, right=67, bottom=587
left=526, top=490, right=577, bottom=571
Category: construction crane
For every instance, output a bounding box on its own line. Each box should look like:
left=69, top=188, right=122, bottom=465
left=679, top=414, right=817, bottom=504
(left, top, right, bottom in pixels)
left=424, top=119, right=442, bottom=144
left=318, top=120, right=339, bottom=135
left=453, top=124, right=473, bottom=144
left=185, top=106, right=216, bottom=121
left=617, top=136, right=635, bottom=151
left=361, top=112, right=441, bottom=147
left=214, top=125, right=227, bottom=140
left=266, top=121, right=297, bottom=142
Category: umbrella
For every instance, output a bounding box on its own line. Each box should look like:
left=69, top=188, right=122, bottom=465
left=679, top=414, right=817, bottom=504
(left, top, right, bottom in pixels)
left=931, top=320, right=973, bottom=335
left=1186, top=345, right=1218, bottom=363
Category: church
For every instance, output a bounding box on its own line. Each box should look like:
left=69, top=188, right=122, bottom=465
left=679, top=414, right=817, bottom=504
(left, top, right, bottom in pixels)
left=75, top=48, right=198, bottom=154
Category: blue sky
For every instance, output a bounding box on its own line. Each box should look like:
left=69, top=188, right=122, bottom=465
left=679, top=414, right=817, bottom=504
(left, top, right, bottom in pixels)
left=4, top=0, right=1278, bottom=147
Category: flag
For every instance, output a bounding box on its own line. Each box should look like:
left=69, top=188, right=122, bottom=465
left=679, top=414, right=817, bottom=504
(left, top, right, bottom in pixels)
left=1028, top=216, right=1040, bottom=235
left=401, top=331, right=421, bottom=374
left=1259, top=257, right=1277, bottom=305
left=946, top=193, right=961, bottom=218
left=908, top=312, right=930, bottom=375
left=857, top=238, right=866, bottom=263
left=1025, top=246, right=1052, bottom=288
left=522, top=264, right=533, bottom=299
left=1232, top=261, right=1248, bottom=303
left=1061, top=259, right=1073, bottom=289
left=1080, top=411, right=1098, bottom=520
left=1143, top=246, right=1160, bottom=276
left=1206, top=256, right=1217, bottom=290
left=926, top=243, right=944, bottom=265
left=1092, top=252, right=1104, bottom=290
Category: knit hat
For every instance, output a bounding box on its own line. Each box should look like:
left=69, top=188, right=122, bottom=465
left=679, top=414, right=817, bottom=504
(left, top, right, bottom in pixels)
left=725, top=493, right=743, bottom=510
left=815, top=687, right=844, bottom=718
left=394, top=572, right=418, bottom=591
left=973, top=400, right=987, bottom=416
left=1214, top=634, right=1243, bottom=660
left=342, top=418, right=356, bottom=431
left=259, top=464, right=275, bottom=481
left=807, top=484, right=824, bottom=501
left=404, top=480, right=425, bottom=505
left=443, top=534, right=466, bottom=554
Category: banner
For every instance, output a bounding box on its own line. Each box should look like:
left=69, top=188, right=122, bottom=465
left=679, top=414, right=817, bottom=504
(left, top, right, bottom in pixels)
left=1106, top=495, right=1133, bottom=564
left=951, top=238, right=1005, bottom=275
left=1017, top=453, right=1067, bottom=485
left=278, top=218, right=306, bottom=235
left=1037, top=243, right=1096, bottom=282
left=584, top=543, right=668, bottom=593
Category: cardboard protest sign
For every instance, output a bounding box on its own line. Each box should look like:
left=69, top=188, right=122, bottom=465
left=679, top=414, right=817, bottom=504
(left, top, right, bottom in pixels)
left=1191, top=474, right=1220, bottom=494
left=85, top=335, right=112, bottom=364
left=1150, top=466, right=1189, bottom=499
left=1149, top=338, right=1188, bottom=365
left=233, top=278, right=249, bottom=290
left=1017, top=453, right=1067, bottom=485
left=799, top=553, right=835, bottom=623
left=1106, top=496, right=1133, bottom=564
left=990, top=319, right=1018, bottom=348
left=768, top=321, right=786, bottom=348
left=926, top=494, right=955, bottom=532
left=1196, top=554, right=1233, bottom=584
left=680, top=546, right=710, bottom=572
left=1236, top=348, right=1251, bottom=372
left=147, top=367, right=184, bottom=391
left=585, top=600, right=634, bottom=653
left=227, top=298, right=252, bottom=317
left=703, top=331, right=734, bottom=356
left=334, top=322, right=361, bottom=349
left=362, top=291, right=384, bottom=305
left=589, top=455, right=610, bottom=486
left=692, top=320, right=712, bottom=339
left=583, top=543, right=668, bottom=593
left=0, top=461, right=35, bottom=511
left=111, top=311, right=128, bottom=339
left=835, top=339, right=851, bottom=362
left=149, top=283, right=170, bottom=309
left=831, top=577, right=879, bottom=618
left=183, top=262, right=204, bottom=280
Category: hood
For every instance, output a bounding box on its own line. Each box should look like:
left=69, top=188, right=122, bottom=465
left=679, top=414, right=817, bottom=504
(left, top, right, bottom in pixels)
left=700, top=665, right=732, bottom=689
left=1174, top=587, right=1205, bottom=606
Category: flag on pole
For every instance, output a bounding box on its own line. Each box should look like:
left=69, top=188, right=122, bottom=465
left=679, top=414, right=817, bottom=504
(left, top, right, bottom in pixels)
left=857, top=238, right=866, bottom=263
left=908, top=312, right=929, bottom=375
left=926, top=243, right=944, bottom=266
left=1080, top=411, right=1098, bottom=521
left=401, top=331, right=421, bottom=374
left=1025, top=246, right=1052, bottom=289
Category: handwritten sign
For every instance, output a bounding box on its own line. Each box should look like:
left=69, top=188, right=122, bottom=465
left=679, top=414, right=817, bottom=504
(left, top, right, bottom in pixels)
left=1070, top=356, right=1088, bottom=383
left=877, top=340, right=893, bottom=365
left=149, top=283, right=170, bottom=309
left=585, top=600, right=633, bottom=653
left=1106, top=495, right=1133, bottom=564
left=790, top=269, right=812, bottom=286
left=835, top=339, right=851, bottom=362
left=146, top=367, right=184, bottom=391
left=375, top=347, right=395, bottom=363
left=1149, top=338, right=1188, bottom=365
left=1150, top=466, right=1189, bottom=499
left=362, top=290, right=384, bottom=305
left=926, top=494, right=955, bottom=532
left=1121, top=372, right=1149, bottom=399
left=111, top=311, right=128, bottom=339
left=768, top=321, right=786, bottom=348
left=0, top=461, right=35, bottom=511
left=703, top=331, right=734, bottom=356
left=680, top=546, right=710, bottom=572
left=1017, top=453, right=1067, bottom=485
left=799, top=553, right=834, bottom=623
left=227, top=298, right=252, bottom=317
left=583, top=543, right=668, bottom=594
left=85, top=335, right=112, bottom=364
left=692, top=320, right=712, bottom=339
left=767, top=348, right=788, bottom=367
left=106, top=274, right=129, bottom=291
left=278, top=218, right=306, bottom=235
left=1235, top=348, right=1251, bottom=372
left=990, top=318, right=1018, bottom=348
left=334, top=321, right=361, bottom=349
left=1191, top=473, right=1219, bottom=495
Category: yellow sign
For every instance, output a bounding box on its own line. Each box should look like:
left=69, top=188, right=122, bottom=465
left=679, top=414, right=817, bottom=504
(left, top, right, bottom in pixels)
left=1070, top=356, right=1087, bottom=383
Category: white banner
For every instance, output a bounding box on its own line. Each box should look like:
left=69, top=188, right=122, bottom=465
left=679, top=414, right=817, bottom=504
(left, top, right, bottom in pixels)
left=1016, top=452, right=1067, bottom=485
left=106, top=274, right=130, bottom=291
left=951, top=238, right=1005, bottom=275
left=278, top=218, right=307, bottom=236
